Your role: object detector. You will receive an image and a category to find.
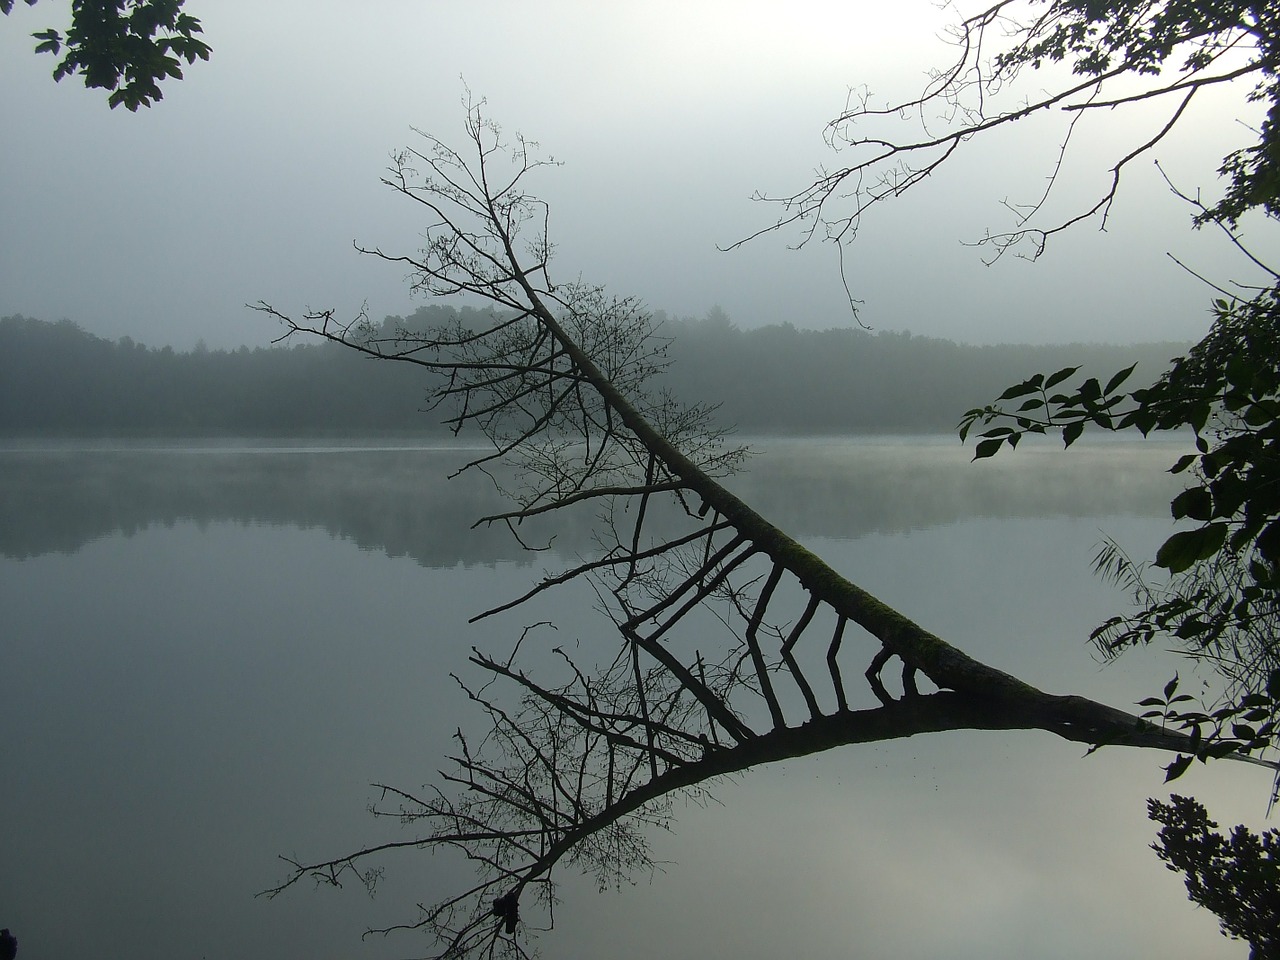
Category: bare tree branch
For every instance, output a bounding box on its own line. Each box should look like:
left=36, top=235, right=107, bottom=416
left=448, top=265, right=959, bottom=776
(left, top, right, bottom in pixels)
left=729, top=0, right=1275, bottom=314
left=259, top=98, right=1276, bottom=958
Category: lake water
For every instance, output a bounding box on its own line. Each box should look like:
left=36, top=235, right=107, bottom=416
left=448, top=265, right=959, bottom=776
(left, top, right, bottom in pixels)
left=0, top=436, right=1269, bottom=959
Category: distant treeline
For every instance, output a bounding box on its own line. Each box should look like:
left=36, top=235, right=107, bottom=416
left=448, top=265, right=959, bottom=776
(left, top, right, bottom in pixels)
left=0, top=308, right=1189, bottom=436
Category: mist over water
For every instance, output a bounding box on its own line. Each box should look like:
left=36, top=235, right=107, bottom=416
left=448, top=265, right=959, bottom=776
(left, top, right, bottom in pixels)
left=0, top=437, right=1261, bottom=959
left=1, top=435, right=1185, bottom=563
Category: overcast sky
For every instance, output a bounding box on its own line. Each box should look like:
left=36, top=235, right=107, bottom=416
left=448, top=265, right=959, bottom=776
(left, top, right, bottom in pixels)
left=2, top=1, right=1275, bottom=350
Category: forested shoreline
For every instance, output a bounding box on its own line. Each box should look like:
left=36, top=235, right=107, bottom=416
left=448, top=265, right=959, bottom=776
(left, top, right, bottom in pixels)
left=0, top=307, right=1189, bottom=436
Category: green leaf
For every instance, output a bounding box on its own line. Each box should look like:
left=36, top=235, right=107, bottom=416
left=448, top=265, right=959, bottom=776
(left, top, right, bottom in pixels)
left=1256, top=518, right=1280, bottom=563
left=973, top=437, right=1004, bottom=460
left=1043, top=365, right=1079, bottom=390
left=1243, top=400, right=1275, bottom=426
left=1132, top=410, right=1158, bottom=435
left=997, top=376, right=1043, bottom=402
left=1062, top=420, right=1084, bottom=448
left=1163, top=754, right=1193, bottom=782
left=1226, top=353, right=1258, bottom=390
left=1206, top=741, right=1240, bottom=759
left=1155, top=524, right=1228, bottom=573
left=1174, top=618, right=1211, bottom=639
left=31, top=27, right=61, bottom=56
left=1170, top=487, right=1213, bottom=522
left=1104, top=362, right=1138, bottom=395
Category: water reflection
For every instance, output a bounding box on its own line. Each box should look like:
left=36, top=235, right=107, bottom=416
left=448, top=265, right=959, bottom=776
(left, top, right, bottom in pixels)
left=0, top=436, right=1186, bottom=562
left=1, top=436, right=1256, bottom=960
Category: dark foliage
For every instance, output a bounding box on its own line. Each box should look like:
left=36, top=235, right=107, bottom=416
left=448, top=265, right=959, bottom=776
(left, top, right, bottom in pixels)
left=0, top=312, right=1183, bottom=438
left=1149, top=794, right=1280, bottom=957
left=991, top=0, right=1280, bottom=229
left=960, top=286, right=1280, bottom=777
left=1, top=0, right=209, bottom=109
left=925, top=0, right=1280, bottom=787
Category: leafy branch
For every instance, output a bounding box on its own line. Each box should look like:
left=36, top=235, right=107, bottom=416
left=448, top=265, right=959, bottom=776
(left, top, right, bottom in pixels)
left=961, top=287, right=1280, bottom=781
left=2, top=0, right=210, bottom=109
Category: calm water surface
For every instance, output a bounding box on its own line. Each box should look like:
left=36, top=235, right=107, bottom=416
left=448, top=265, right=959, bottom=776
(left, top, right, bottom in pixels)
left=0, top=436, right=1267, bottom=959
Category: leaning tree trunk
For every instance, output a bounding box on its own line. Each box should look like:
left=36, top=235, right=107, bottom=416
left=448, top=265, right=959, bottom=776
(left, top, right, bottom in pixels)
left=255, top=103, right=1272, bottom=960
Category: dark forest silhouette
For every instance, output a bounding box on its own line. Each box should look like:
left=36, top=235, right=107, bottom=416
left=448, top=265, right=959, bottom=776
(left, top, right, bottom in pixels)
left=0, top=312, right=1184, bottom=437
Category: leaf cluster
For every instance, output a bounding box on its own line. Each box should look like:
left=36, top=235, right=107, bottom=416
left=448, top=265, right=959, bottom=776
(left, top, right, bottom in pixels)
left=2, top=0, right=210, bottom=110
left=1132, top=673, right=1280, bottom=786
left=1006, top=0, right=1270, bottom=77
left=961, top=285, right=1280, bottom=759
left=994, top=0, right=1280, bottom=225
left=1148, top=793, right=1280, bottom=955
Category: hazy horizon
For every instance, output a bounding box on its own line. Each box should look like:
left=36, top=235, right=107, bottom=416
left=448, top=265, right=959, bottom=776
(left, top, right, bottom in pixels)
left=4, top=2, right=1277, bottom=352
left=1, top=307, right=1197, bottom=352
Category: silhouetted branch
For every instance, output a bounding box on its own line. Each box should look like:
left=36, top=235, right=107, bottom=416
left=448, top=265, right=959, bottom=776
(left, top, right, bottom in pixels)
left=729, top=0, right=1273, bottom=314
left=260, top=98, right=1276, bottom=957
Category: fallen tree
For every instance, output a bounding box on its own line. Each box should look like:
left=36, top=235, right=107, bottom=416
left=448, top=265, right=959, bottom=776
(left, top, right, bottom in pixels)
left=255, top=103, right=1276, bottom=958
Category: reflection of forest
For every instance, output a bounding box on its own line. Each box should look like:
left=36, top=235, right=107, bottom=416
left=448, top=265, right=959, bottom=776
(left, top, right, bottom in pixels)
left=0, top=312, right=1188, bottom=436
left=0, top=439, right=1185, bottom=564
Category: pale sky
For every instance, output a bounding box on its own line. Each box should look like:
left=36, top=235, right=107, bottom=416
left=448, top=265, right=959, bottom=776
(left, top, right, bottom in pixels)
left=2, top=1, right=1274, bottom=350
